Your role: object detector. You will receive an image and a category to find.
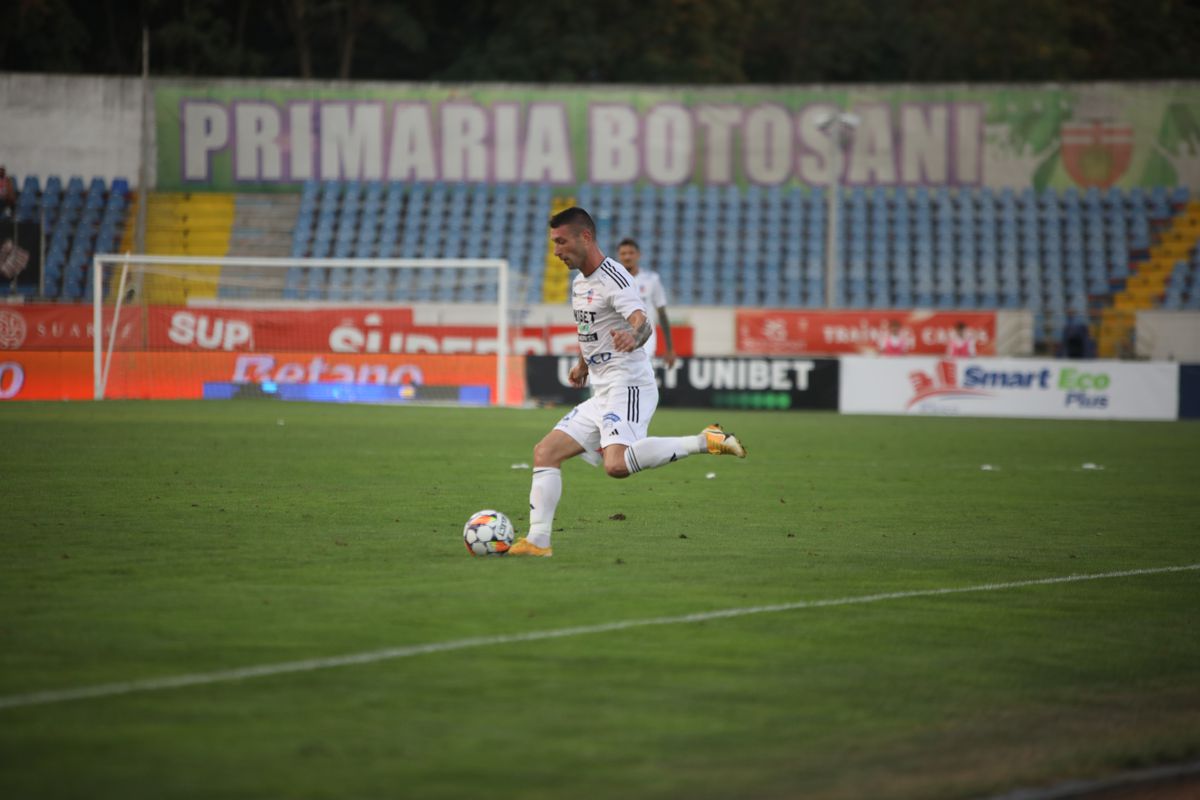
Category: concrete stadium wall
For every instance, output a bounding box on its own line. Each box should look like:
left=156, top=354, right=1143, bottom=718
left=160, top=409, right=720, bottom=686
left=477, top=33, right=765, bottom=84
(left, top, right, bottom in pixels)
left=0, top=74, right=149, bottom=184
left=1135, top=311, right=1200, bottom=361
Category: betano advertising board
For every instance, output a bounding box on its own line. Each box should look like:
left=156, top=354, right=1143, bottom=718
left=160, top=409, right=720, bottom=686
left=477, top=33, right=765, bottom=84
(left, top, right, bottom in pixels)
left=839, top=356, right=1178, bottom=420
left=0, top=351, right=526, bottom=404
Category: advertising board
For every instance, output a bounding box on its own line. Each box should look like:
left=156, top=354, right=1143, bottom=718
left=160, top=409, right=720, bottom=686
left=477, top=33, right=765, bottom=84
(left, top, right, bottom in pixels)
left=154, top=82, right=1200, bottom=192
left=839, top=356, right=1178, bottom=420
left=526, top=355, right=839, bottom=411
left=736, top=310, right=996, bottom=356
left=0, top=304, right=691, bottom=358
left=0, top=352, right=525, bottom=405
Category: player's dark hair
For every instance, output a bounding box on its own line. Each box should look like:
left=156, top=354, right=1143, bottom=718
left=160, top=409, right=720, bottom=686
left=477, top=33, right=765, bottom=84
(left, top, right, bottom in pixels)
left=617, top=237, right=640, bottom=251
left=548, top=206, right=596, bottom=236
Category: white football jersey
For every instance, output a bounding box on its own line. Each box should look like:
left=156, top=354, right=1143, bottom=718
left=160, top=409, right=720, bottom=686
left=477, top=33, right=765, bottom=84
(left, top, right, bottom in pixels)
left=631, top=268, right=668, bottom=358
left=571, top=257, right=654, bottom=389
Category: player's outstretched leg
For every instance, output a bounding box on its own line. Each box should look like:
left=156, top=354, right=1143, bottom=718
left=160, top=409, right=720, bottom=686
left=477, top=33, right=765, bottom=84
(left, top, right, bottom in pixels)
left=621, top=422, right=747, bottom=475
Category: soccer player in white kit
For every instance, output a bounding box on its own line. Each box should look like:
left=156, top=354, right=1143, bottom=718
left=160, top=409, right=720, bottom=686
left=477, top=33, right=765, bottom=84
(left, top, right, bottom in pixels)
left=508, top=207, right=747, bottom=557
left=616, top=238, right=677, bottom=368
left=945, top=321, right=976, bottom=358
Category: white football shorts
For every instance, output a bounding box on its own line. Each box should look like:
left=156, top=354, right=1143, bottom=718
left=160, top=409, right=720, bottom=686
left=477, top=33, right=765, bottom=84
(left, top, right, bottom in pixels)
left=554, top=382, right=659, bottom=466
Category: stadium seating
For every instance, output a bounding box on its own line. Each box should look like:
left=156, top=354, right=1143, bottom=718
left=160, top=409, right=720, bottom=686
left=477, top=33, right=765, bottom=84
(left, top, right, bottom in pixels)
left=286, top=179, right=547, bottom=303
left=285, top=180, right=1194, bottom=345
left=6, top=174, right=131, bottom=299
left=10, top=173, right=1198, bottom=350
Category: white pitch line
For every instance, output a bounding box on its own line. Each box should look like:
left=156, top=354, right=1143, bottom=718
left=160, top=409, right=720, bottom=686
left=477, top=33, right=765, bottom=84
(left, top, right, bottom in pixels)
left=2, top=563, right=1197, bottom=712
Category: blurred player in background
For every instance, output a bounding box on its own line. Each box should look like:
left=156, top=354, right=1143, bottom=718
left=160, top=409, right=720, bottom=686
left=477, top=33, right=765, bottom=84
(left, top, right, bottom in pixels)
left=946, top=321, right=976, bottom=357
left=0, top=166, right=16, bottom=217
left=880, top=319, right=911, bottom=355
left=616, top=238, right=677, bottom=368
left=510, top=207, right=746, bottom=558
left=1060, top=309, right=1094, bottom=359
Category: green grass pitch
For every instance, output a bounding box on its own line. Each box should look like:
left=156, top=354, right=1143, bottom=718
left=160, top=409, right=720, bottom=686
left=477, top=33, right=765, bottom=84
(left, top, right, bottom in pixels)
left=1, top=400, right=1198, bottom=799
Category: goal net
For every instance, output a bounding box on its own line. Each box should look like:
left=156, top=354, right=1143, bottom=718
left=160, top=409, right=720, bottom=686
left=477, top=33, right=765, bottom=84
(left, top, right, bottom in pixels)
left=91, top=255, right=517, bottom=405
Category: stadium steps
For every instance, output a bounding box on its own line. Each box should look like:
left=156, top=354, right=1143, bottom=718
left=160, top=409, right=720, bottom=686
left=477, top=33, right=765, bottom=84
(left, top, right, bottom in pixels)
left=1098, top=203, right=1200, bottom=357
left=120, top=192, right=235, bottom=255
left=541, top=195, right=575, bottom=303
left=1098, top=308, right=1136, bottom=358
left=222, top=194, right=302, bottom=297
left=120, top=192, right=235, bottom=304
left=229, top=194, right=301, bottom=256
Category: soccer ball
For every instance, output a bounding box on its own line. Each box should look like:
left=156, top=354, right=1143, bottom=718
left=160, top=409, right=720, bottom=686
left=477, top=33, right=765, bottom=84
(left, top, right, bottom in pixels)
left=463, top=509, right=514, bottom=556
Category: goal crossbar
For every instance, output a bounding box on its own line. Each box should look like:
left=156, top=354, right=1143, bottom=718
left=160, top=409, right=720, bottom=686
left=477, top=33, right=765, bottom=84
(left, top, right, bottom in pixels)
left=92, top=254, right=511, bottom=405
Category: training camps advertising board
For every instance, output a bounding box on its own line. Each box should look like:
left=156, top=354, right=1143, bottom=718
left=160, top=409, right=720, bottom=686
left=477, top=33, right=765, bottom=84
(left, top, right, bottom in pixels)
left=525, top=355, right=839, bottom=410
left=736, top=310, right=996, bottom=356
left=156, top=82, right=1200, bottom=191
left=839, top=356, right=1178, bottom=420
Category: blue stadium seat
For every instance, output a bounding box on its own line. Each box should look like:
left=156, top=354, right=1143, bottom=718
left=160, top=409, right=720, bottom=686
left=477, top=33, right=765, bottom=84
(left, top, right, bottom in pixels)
left=869, top=283, right=891, bottom=308
left=301, top=179, right=320, bottom=204
left=15, top=196, right=39, bottom=222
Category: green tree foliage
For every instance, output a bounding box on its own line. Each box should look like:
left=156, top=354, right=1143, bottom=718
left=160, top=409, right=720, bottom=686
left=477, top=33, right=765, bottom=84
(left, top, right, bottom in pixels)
left=1, top=0, right=1198, bottom=82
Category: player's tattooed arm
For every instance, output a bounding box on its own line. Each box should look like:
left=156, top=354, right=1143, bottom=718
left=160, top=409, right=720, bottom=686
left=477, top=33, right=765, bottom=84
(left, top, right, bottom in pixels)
left=627, top=308, right=652, bottom=348
left=612, top=309, right=651, bottom=352
left=631, top=318, right=653, bottom=349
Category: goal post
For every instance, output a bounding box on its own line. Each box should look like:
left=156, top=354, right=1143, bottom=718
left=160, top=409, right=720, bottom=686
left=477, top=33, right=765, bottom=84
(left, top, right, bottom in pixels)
left=91, top=254, right=513, bottom=405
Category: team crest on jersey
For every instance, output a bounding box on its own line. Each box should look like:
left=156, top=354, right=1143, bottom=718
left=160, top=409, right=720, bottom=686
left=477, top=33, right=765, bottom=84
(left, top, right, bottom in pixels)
left=586, top=289, right=594, bottom=304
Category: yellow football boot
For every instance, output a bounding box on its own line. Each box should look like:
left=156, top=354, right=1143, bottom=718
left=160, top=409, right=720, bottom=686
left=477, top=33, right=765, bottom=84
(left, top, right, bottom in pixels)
left=508, top=538, right=554, bottom=557
left=702, top=423, right=747, bottom=458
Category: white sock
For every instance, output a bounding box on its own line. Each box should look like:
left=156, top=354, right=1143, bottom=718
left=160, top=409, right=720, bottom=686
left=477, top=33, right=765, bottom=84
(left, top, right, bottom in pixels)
left=623, top=435, right=705, bottom=474
left=527, top=467, right=561, bottom=548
